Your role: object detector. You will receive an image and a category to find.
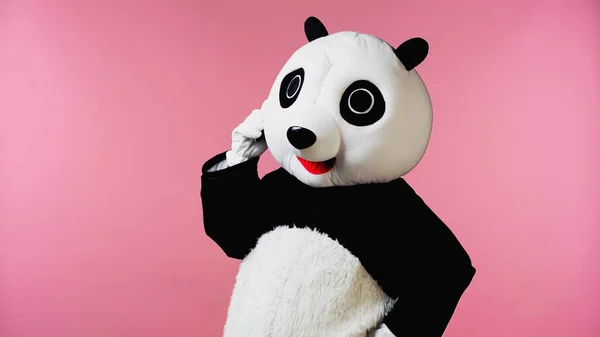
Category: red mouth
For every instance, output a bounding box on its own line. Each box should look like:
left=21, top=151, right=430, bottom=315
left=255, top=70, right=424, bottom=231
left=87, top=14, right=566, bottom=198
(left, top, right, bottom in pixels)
left=296, top=156, right=336, bottom=175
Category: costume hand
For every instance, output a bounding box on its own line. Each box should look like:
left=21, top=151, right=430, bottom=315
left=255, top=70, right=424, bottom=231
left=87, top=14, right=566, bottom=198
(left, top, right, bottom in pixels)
left=226, top=107, right=268, bottom=166
left=368, top=323, right=396, bottom=337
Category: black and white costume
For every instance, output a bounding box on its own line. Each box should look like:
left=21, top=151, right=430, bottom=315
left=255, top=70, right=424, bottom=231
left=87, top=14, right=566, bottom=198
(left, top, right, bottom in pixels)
left=201, top=17, right=475, bottom=337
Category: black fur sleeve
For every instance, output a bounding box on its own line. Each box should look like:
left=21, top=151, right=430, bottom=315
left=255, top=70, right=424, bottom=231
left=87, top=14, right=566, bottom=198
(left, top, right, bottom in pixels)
left=374, top=181, right=476, bottom=337
left=200, top=152, right=271, bottom=260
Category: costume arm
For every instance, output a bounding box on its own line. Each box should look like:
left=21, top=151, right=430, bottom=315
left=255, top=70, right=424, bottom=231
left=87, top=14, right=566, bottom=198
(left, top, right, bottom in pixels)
left=377, top=187, right=476, bottom=337
left=200, top=151, right=268, bottom=260
left=381, top=262, right=475, bottom=337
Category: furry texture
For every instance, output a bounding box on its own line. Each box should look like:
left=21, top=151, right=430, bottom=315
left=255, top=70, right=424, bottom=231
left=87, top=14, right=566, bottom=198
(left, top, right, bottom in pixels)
left=223, top=226, right=396, bottom=337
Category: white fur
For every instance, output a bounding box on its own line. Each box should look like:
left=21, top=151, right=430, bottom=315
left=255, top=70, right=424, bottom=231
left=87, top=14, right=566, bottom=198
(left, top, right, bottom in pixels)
left=261, top=31, right=433, bottom=188
left=223, top=226, right=396, bottom=337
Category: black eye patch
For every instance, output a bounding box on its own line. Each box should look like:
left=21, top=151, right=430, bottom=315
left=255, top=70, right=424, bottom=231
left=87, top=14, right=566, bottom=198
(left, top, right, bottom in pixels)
left=279, top=68, right=305, bottom=109
left=340, top=80, right=385, bottom=126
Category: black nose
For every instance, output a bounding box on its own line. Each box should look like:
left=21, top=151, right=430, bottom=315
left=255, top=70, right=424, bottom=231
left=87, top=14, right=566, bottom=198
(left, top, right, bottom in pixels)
left=287, top=126, right=316, bottom=150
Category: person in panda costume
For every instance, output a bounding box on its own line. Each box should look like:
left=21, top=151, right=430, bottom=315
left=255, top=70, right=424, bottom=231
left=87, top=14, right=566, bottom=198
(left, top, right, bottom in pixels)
left=201, top=16, right=476, bottom=337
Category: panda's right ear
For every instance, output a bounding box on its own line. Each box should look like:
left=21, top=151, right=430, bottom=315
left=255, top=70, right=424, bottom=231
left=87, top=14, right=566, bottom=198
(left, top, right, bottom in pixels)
left=304, top=16, right=329, bottom=42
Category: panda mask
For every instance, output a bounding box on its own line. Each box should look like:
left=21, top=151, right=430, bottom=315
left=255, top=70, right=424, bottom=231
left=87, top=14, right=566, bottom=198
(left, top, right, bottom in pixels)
left=259, top=16, right=433, bottom=188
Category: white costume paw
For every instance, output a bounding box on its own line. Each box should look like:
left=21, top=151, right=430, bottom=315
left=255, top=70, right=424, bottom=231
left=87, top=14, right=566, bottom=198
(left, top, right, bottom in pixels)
left=227, top=108, right=268, bottom=166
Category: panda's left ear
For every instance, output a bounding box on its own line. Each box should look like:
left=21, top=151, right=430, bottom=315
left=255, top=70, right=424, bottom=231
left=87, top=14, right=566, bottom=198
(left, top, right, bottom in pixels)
left=304, top=16, right=329, bottom=42
left=394, top=37, right=429, bottom=71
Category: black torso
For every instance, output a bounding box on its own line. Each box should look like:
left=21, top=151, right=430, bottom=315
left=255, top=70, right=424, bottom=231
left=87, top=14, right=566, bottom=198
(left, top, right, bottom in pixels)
left=201, top=152, right=476, bottom=337
left=258, top=168, right=426, bottom=297
left=260, top=167, right=394, bottom=234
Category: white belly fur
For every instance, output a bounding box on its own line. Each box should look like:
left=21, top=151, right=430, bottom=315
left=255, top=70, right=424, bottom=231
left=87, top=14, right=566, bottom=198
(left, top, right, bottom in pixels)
left=223, top=226, right=395, bottom=337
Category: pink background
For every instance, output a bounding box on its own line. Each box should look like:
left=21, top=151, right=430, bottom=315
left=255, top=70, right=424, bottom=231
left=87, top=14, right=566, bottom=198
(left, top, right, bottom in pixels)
left=1, top=0, right=599, bottom=336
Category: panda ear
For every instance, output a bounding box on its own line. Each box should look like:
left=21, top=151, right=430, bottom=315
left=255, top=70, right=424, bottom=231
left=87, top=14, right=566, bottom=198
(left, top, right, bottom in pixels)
left=394, top=37, right=429, bottom=71
left=304, top=16, right=329, bottom=42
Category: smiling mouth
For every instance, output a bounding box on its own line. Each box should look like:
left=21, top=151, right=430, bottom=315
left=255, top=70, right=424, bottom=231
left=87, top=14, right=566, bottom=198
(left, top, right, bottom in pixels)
left=296, top=156, right=336, bottom=175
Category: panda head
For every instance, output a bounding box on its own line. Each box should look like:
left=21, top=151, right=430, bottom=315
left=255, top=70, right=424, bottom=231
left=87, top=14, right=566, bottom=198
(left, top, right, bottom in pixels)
left=260, top=16, right=433, bottom=188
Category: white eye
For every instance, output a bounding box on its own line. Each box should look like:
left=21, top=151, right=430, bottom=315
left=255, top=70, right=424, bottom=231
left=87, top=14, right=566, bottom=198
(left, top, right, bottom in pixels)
left=286, top=74, right=302, bottom=99
left=348, top=88, right=374, bottom=114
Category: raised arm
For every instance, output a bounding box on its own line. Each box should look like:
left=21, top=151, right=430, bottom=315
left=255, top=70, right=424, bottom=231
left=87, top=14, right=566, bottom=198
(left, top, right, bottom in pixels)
left=200, top=108, right=269, bottom=260
left=201, top=152, right=267, bottom=259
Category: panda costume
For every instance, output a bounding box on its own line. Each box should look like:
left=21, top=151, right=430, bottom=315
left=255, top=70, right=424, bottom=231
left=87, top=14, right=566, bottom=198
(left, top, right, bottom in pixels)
left=201, top=17, right=475, bottom=337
